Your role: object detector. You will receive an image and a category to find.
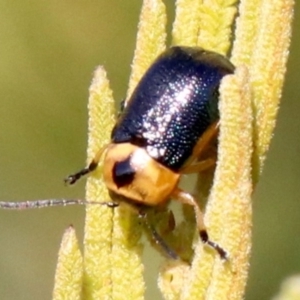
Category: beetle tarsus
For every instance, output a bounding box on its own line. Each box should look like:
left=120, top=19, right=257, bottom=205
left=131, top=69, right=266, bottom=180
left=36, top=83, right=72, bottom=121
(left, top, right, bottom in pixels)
left=200, top=230, right=228, bottom=260
left=65, top=160, right=99, bottom=185
left=64, top=168, right=89, bottom=185
left=105, top=201, right=119, bottom=208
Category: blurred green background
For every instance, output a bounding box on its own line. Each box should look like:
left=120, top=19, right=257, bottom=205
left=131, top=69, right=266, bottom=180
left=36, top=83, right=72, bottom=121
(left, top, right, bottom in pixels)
left=0, top=1, right=299, bottom=299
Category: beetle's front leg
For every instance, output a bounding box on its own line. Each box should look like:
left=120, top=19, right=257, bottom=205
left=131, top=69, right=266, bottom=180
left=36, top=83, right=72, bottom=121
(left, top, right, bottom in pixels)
left=64, top=145, right=108, bottom=185
left=172, top=188, right=228, bottom=260
left=138, top=208, right=179, bottom=260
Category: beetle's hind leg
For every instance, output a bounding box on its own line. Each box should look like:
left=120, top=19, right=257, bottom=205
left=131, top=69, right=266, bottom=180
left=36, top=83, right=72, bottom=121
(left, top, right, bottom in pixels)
left=172, top=188, right=228, bottom=260
left=64, top=145, right=107, bottom=185
left=180, top=158, right=216, bottom=174
left=180, top=121, right=219, bottom=174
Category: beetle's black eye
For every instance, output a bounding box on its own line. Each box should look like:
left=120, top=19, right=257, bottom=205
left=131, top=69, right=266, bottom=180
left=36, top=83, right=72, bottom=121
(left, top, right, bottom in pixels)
left=113, top=157, right=135, bottom=188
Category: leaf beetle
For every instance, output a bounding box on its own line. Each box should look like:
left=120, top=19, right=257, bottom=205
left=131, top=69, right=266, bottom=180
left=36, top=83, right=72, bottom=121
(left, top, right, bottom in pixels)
left=66, top=46, right=235, bottom=259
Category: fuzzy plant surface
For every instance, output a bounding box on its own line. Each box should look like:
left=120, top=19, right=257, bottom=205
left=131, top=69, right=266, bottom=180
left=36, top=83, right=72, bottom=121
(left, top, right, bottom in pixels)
left=52, top=0, right=294, bottom=299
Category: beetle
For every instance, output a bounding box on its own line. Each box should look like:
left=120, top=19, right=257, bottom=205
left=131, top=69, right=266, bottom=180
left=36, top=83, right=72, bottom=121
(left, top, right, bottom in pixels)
left=65, top=46, right=235, bottom=259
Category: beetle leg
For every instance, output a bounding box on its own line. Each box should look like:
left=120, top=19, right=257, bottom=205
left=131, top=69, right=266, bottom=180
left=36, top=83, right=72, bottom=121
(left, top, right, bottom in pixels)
left=116, top=99, right=126, bottom=118
left=181, top=121, right=219, bottom=170
left=192, top=121, right=219, bottom=158
left=180, top=158, right=215, bottom=174
left=64, top=145, right=108, bottom=185
left=147, top=222, right=179, bottom=260
left=138, top=209, right=179, bottom=260
left=172, top=188, right=228, bottom=260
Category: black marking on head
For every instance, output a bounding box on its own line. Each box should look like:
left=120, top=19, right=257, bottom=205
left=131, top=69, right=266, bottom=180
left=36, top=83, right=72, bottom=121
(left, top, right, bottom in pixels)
left=112, top=156, right=135, bottom=188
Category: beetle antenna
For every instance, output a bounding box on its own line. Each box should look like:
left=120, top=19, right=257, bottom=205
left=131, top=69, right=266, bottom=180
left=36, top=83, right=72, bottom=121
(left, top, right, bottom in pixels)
left=0, top=199, right=118, bottom=210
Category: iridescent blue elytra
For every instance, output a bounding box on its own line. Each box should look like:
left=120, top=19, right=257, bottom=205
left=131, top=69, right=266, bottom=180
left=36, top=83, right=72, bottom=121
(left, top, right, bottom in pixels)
left=112, top=46, right=234, bottom=171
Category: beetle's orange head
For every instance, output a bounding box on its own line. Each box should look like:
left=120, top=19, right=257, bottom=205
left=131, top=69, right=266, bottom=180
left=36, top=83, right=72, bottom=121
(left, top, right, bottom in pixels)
left=103, top=143, right=180, bottom=206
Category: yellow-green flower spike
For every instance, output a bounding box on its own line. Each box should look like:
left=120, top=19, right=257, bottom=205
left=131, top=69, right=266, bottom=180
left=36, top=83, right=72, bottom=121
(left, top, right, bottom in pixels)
left=230, top=0, right=261, bottom=66
left=173, top=0, right=237, bottom=55
left=53, top=226, right=83, bottom=300
left=111, top=205, right=145, bottom=300
left=172, top=0, right=203, bottom=46
left=179, top=67, right=253, bottom=300
left=232, top=0, right=294, bottom=180
left=196, top=0, right=238, bottom=55
left=249, top=0, right=294, bottom=180
left=83, top=66, right=145, bottom=300
left=158, top=260, right=190, bottom=300
left=83, top=66, right=116, bottom=299
left=126, top=0, right=167, bottom=101
left=204, top=66, right=252, bottom=300
left=273, top=275, right=300, bottom=300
